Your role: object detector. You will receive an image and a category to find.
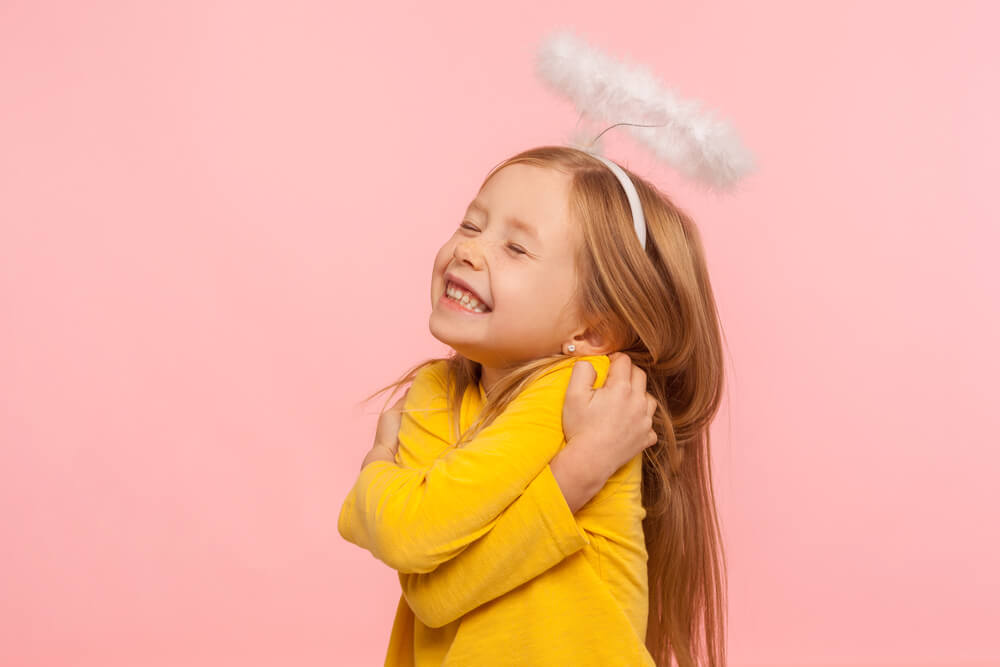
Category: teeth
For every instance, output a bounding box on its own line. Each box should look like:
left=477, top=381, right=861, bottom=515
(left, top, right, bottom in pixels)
left=446, top=282, right=488, bottom=313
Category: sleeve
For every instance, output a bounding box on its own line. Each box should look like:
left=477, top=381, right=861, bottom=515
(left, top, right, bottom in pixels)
left=398, top=462, right=591, bottom=628
left=337, top=356, right=607, bottom=575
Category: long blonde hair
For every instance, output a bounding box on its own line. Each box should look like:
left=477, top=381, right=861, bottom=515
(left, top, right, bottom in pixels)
left=364, top=145, right=729, bottom=666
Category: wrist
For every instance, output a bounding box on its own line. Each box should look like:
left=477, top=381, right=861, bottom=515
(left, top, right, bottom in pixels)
left=564, top=434, right=616, bottom=485
left=551, top=444, right=605, bottom=514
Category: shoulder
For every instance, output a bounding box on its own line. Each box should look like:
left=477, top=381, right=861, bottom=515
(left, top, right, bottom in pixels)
left=546, top=354, right=610, bottom=387
left=404, top=359, right=453, bottom=411
left=491, top=354, right=611, bottom=426
left=414, top=359, right=451, bottom=389
left=520, top=354, right=612, bottom=400
left=567, top=354, right=611, bottom=389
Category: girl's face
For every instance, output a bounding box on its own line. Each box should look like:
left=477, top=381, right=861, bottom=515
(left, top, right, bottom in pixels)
left=429, top=163, right=586, bottom=382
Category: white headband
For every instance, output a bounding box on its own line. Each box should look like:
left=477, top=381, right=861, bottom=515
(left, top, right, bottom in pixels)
left=584, top=151, right=647, bottom=250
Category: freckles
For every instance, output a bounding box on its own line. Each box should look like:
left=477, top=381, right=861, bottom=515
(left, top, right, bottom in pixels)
left=434, top=245, right=451, bottom=265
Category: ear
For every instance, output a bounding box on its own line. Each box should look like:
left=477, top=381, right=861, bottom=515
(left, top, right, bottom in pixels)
left=564, top=326, right=614, bottom=356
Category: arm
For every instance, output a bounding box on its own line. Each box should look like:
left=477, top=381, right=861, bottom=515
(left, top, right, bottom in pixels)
left=399, top=444, right=607, bottom=628
left=337, top=355, right=610, bottom=574
left=360, top=443, right=396, bottom=471
left=550, top=442, right=607, bottom=514
left=345, top=354, right=652, bottom=629
left=365, top=354, right=650, bottom=628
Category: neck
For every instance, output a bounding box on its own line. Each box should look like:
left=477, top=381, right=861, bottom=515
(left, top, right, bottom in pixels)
left=478, top=364, right=506, bottom=396
left=479, top=364, right=503, bottom=393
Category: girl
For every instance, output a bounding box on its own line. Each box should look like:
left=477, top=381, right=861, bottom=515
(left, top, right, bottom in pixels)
left=339, top=146, right=728, bottom=666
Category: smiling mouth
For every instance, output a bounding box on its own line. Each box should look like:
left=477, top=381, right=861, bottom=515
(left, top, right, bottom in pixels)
left=442, top=281, right=491, bottom=313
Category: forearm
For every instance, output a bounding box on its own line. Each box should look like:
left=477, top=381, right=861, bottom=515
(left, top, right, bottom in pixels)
left=339, top=430, right=563, bottom=573
left=399, top=463, right=590, bottom=628
left=338, top=356, right=609, bottom=573
left=549, top=438, right=609, bottom=514
left=402, top=441, right=614, bottom=627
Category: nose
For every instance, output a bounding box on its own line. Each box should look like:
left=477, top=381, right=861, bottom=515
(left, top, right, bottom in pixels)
left=454, top=238, right=484, bottom=270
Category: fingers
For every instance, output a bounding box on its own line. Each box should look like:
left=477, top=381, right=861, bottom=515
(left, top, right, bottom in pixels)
left=567, top=360, right=597, bottom=398
left=630, top=363, right=647, bottom=396
left=645, top=393, right=657, bottom=417
left=386, top=391, right=408, bottom=414
left=374, top=391, right=407, bottom=454
left=604, top=352, right=633, bottom=390
left=606, top=353, right=647, bottom=399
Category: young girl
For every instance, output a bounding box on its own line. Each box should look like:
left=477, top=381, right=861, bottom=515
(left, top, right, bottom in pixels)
left=339, top=146, right=728, bottom=667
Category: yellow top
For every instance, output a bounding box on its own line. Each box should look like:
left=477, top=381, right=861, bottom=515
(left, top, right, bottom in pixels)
left=338, top=354, right=653, bottom=666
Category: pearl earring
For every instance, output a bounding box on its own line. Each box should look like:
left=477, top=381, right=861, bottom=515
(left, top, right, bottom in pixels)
left=567, top=344, right=576, bottom=353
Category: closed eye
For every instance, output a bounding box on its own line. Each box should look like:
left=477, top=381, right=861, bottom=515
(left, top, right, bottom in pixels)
left=460, top=222, right=529, bottom=256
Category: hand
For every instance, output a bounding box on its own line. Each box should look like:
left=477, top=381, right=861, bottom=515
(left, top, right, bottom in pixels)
left=361, top=391, right=408, bottom=471
left=373, top=391, right=408, bottom=455
left=560, top=352, right=658, bottom=483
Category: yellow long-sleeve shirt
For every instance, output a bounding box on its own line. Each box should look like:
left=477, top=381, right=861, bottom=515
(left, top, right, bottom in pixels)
left=338, top=354, right=653, bottom=666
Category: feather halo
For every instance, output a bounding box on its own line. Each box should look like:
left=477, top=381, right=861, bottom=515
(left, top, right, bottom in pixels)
left=534, top=28, right=755, bottom=192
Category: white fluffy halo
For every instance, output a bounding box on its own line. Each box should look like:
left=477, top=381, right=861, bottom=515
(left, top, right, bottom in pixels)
left=535, top=28, right=756, bottom=192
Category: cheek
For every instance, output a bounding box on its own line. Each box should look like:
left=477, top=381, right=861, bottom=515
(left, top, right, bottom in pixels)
left=433, top=243, right=452, bottom=270
left=533, top=275, right=575, bottom=311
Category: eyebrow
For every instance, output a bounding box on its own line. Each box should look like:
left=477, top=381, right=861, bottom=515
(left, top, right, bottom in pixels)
left=466, top=200, right=541, bottom=243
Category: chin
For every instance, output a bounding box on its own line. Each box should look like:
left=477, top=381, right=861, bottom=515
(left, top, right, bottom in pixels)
left=428, top=321, right=482, bottom=364
left=428, top=316, right=461, bottom=350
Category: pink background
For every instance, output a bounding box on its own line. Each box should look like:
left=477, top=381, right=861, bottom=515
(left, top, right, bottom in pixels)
left=2, top=1, right=998, bottom=665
